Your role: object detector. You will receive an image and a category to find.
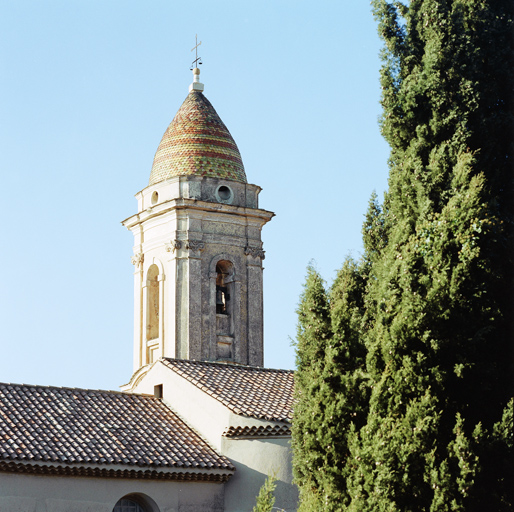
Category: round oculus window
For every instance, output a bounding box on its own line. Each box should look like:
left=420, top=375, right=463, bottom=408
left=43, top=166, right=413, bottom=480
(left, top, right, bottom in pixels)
left=215, top=185, right=233, bottom=204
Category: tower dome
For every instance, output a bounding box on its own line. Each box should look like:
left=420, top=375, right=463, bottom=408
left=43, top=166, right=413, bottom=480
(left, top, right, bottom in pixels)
left=148, top=82, right=247, bottom=186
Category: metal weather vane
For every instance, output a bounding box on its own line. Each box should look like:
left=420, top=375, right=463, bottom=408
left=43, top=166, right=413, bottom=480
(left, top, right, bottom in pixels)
left=190, top=34, right=202, bottom=70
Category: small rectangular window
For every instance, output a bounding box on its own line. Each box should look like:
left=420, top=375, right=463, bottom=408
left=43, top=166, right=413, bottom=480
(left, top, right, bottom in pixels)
left=154, top=384, right=163, bottom=399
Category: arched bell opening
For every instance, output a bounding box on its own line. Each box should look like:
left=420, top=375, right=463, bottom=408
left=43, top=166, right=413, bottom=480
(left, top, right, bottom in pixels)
left=145, top=264, right=160, bottom=364
left=215, top=260, right=233, bottom=316
left=213, top=259, right=235, bottom=361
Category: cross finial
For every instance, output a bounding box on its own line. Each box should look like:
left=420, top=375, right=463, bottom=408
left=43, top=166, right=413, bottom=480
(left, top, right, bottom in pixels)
left=190, top=34, right=202, bottom=70
left=189, top=35, right=204, bottom=93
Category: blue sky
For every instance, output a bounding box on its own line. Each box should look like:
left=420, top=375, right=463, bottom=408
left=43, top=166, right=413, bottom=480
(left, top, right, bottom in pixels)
left=0, top=1, right=389, bottom=391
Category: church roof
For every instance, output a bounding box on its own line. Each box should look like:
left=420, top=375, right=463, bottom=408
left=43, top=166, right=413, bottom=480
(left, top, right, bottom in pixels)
left=148, top=90, right=247, bottom=186
left=161, top=359, right=294, bottom=422
left=0, top=382, right=234, bottom=481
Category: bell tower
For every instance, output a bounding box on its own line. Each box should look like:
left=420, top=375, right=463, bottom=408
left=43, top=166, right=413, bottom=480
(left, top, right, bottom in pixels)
left=122, top=67, right=274, bottom=371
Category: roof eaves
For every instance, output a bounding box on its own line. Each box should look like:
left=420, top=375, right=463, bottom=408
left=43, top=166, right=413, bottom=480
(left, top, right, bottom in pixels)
left=0, top=460, right=235, bottom=483
left=222, top=425, right=292, bottom=439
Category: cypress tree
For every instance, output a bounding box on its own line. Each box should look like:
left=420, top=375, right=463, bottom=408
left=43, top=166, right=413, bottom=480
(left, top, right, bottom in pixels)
left=292, top=0, right=514, bottom=509
left=316, top=259, right=369, bottom=510
left=253, top=474, right=277, bottom=512
left=346, top=0, right=514, bottom=509
left=292, top=266, right=332, bottom=509
left=362, top=191, right=387, bottom=270
left=293, top=261, right=370, bottom=510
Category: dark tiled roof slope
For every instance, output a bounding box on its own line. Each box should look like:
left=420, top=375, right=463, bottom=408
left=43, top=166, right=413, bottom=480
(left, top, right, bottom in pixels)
left=162, top=359, right=294, bottom=422
left=0, top=382, right=233, bottom=476
left=149, top=91, right=247, bottom=186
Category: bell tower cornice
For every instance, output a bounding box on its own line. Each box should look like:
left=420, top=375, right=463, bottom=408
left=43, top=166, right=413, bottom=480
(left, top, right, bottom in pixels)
left=122, top=198, right=274, bottom=232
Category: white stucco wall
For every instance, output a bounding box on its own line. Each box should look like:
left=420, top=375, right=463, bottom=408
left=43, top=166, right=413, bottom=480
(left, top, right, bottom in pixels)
left=0, top=473, right=225, bottom=512
left=222, top=437, right=298, bottom=512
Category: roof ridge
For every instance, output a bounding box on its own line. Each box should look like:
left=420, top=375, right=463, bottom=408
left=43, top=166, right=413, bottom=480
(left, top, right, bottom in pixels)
left=0, top=381, right=156, bottom=399
left=161, top=357, right=294, bottom=374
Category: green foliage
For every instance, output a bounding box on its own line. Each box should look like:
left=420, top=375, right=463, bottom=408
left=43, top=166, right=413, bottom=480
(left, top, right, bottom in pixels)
left=318, top=260, right=369, bottom=509
left=253, top=474, right=277, bottom=512
left=362, top=191, right=387, bottom=267
left=293, top=0, right=513, bottom=509
left=292, top=265, right=331, bottom=509
left=293, top=261, right=369, bottom=510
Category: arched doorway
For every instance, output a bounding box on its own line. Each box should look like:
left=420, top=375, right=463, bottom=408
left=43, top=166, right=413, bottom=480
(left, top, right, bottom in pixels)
left=112, top=493, right=160, bottom=512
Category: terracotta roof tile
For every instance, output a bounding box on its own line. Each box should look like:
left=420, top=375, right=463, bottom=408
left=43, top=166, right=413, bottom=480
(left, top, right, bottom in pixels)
left=223, top=425, right=291, bottom=438
left=161, top=359, right=294, bottom=422
left=0, top=382, right=233, bottom=479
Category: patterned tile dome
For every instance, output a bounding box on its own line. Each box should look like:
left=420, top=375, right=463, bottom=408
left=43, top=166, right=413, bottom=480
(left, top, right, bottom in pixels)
left=149, top=90, right=247, bottom=186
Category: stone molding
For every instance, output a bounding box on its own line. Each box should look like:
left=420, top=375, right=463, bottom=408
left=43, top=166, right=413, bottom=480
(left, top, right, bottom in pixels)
left=185, top=240, right=205, bottom=252
left=165, top=240, right=182, bottom=252
left=165, top=239, right=206, bottom=254
left=244, top=246, right=265, bottom=260
left=131, top=253, right=144, bottom=268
